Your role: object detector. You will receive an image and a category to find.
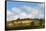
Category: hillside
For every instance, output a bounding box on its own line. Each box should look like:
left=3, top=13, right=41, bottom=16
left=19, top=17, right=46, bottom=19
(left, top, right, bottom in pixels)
left=6, top=18, right=45, bottom=30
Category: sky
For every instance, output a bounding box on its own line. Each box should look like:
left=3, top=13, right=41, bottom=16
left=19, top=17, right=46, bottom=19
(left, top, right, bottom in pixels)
left=7, top=1, right=44, bottom=21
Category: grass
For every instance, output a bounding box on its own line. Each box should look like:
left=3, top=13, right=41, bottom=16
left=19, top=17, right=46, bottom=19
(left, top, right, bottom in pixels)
left=6, top=18, right=45, bottom=30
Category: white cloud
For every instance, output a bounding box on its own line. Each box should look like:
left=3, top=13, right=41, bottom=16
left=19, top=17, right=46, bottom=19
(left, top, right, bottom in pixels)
left=21, top=6, right=39, bottom=15
left=39, top=14, right=44, bottom=19
left=7, top=6, right=44, bottom=21
left=40, top=4, right=44, bottom=8
left=7, top=15, right=19, bottom=21
left=32, top=8, right=39, bottom=15
left=7, top=10, right=12, bottom=16
left=19, top=13, right=33, bottom=19
left=12, top=7, right=22, bottom=14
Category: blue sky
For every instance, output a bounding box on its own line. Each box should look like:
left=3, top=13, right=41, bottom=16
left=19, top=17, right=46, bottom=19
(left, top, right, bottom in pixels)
left=7, top=2, right=41, bottom=10
left=7, top=1, right=44, bottom=21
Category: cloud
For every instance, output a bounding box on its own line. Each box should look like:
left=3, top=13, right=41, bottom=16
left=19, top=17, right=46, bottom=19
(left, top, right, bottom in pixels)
left=39, top=14, right=44, bottom=19
left=7, top=6, right=44, bottom=21
left=7, top=10, right=12, bottom=16
left=7, top=10, right=19, bottom=21
left=12, top=7, right=22, bottom=14
left=32, top=8, right=39, bottom=15
left=40, top=4, right=44, bottom=8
